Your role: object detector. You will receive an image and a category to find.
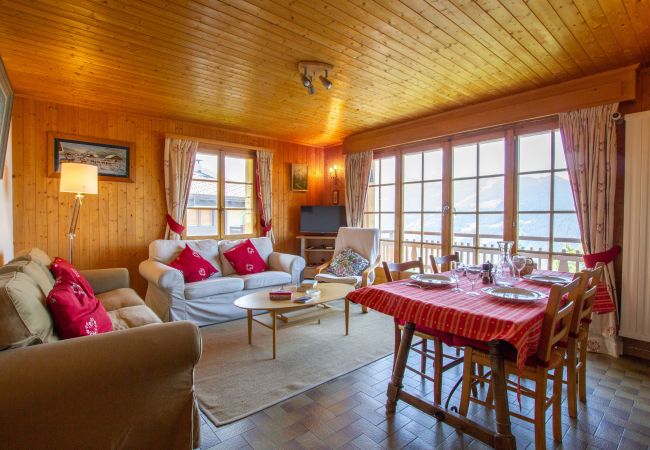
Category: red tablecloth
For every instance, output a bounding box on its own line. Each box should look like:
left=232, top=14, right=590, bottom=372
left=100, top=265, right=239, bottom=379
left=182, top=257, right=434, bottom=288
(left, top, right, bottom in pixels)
left=347, top=271, right=568, bottom=370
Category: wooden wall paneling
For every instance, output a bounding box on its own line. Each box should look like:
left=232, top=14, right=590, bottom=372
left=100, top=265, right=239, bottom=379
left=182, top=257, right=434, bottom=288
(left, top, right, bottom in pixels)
left=12, top=97, right=327, bottom=296
left=323, top=145, right=345, bottom=206
left=344, top=65, right=639, bottom=153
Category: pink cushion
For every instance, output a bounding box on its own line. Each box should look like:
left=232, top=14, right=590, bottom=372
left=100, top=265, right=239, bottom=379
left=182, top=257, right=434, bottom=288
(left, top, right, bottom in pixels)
left=50, top=257, right=95, bottom=297
left=223, top=239, right=268, bottom=275
left=47, top=277, right=113, bottom=339
left=168, top=245, right=219, bottom=283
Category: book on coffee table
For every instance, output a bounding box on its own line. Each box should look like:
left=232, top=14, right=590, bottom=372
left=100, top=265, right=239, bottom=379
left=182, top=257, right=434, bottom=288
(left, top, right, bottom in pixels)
left=269, top=290, right=292, bottom=301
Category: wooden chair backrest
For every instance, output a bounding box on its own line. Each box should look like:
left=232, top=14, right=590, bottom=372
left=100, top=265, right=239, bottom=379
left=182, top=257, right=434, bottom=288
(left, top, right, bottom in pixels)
left=536, top=277, right=581, bottom=363
left=430, top=252, right=460, bottom=274
left=569, top=264, right=604, bottom=336
left=382, top=258, right=424, bottom=282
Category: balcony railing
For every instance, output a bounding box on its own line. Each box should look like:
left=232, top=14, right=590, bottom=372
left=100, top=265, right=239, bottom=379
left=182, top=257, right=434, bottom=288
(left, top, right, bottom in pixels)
left=378, top=231, right=583, bottom=273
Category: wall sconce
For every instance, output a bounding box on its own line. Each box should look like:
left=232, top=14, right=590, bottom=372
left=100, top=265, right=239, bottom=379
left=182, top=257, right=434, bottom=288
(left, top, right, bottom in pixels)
left=329, top=164, right=339, bottom=186
left=329, top=164, right=339, bottom=205
left=298, top=61, right=333, bottom=95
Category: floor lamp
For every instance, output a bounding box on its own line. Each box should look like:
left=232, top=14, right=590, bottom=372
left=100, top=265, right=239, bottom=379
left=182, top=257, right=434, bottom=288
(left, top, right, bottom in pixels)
left=59, top=163, right=98, bottom=264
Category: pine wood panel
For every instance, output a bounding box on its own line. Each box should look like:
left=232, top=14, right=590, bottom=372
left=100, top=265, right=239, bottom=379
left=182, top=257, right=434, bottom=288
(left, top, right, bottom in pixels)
left=11, top=97, right=325, bottom=295
left=323, top=144, right=345, bottom=207
left=1, top=1, right=649, bottom=147
left=344, top=64, right=638, bottom=153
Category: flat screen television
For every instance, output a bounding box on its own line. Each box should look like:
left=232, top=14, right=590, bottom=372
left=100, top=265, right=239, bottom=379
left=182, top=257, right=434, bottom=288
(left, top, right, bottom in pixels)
left=300, top=205, right=347, bottom=234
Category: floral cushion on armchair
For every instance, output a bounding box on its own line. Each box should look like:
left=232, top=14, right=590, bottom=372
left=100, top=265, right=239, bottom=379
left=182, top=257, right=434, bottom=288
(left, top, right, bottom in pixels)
left=327, top=248, right=370, bottom=277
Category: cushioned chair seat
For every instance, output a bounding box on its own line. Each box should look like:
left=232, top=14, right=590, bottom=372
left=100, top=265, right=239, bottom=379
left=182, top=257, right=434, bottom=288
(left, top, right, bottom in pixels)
left=96, top=288, right=145, bottom=312
left=314, top=273, right=361, bottom=285
left=184, top=277, right=244, bottom=300
left=233, top=271, right=291, bottom=290
left=108, top=305, right=163, bottom=331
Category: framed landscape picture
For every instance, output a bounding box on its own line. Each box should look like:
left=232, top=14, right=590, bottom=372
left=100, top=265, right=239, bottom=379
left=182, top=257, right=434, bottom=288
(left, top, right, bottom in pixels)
left=291, top=163, right=308, bottom=191
left=48, top=132, right=135, bottom=182
left=0, top=56, right=14, bottom=180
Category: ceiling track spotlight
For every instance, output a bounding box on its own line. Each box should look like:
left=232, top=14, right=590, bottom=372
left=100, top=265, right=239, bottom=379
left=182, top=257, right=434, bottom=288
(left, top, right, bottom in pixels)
left=298, top=61, right=333, bottom=95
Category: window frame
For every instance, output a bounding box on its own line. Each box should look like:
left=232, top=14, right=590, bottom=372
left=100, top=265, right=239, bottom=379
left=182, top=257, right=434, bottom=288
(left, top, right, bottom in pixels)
left=184, top=145, right=257, bottom=240
left=359, top=117, right=583, bottom=274
left=451, top=136, right=506, bottom=265
left=514, top=128, right=583, bottom=271
left=363, top=154, right=398, bottom=262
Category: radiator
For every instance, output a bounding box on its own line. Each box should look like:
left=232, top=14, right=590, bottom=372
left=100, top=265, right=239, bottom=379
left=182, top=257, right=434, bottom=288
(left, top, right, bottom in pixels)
left=621, top=110, right=650, bottom=342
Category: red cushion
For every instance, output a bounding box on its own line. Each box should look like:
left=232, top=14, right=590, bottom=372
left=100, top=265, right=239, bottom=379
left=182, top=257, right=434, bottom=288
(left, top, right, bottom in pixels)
left=223, top=239, right=268, bottom=275
left=168, top=245, right=219, bottom=282
left=47, top=277, right=112, bottom=339
left=50, top=257, right=95, bottom=297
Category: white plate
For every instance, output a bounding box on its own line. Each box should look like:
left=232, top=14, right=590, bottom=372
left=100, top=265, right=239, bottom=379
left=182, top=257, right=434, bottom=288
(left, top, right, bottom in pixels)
left=482, top=286, right=546, bottom=303
left=410, top=273, right=455, bottom=287
left=522, top=274, right=572, bottom=286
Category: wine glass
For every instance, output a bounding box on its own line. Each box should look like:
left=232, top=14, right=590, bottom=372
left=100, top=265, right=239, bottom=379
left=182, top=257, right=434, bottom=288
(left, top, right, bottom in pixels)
left=466, top=265, right=482, bottom=296
left=450, top=261, right=465, bottom=292
left=512, top=255, right=527, bottom=280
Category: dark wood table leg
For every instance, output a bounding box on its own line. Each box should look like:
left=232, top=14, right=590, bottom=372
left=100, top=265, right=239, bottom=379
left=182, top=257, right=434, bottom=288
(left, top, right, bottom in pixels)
left=387, top=321, right=415, bottom=413
left=488, top=340, right=517, bottom=450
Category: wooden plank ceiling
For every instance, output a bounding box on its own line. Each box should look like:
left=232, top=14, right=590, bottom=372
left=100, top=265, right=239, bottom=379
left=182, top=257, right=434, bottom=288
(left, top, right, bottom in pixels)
left=0, top=0, right=648, bottom=146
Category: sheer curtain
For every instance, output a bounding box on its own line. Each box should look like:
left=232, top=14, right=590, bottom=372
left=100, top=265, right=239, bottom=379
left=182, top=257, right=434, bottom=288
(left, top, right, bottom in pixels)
left=344, top=151, right=373, bottom=227
left=255, top=150, right=274, bottom=242
left=559, top=103, right=621, bottom=357
left=164, top=137, right=199, bottom=240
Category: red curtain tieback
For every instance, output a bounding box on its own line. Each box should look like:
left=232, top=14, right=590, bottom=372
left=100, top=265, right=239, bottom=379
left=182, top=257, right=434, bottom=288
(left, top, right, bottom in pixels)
left=166, top=214, right=185, bottom=235
left=582, top=245, right=621, bottom=268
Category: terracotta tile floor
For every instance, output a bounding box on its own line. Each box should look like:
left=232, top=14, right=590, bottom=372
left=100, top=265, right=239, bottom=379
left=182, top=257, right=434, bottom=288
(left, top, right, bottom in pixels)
left=199, top=347, right=650, bottom=449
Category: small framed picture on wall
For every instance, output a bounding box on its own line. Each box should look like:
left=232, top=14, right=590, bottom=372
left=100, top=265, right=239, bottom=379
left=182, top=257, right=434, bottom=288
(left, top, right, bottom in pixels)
left=48, top=132, right=135, bottom=182
left=291, top=163, right=308, bottom=191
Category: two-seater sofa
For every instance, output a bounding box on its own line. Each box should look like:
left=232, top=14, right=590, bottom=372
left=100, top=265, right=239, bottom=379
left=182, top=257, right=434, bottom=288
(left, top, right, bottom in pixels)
left=139, top=237, right=306, bottom=326
left=0, top=248, right=202, bottom=450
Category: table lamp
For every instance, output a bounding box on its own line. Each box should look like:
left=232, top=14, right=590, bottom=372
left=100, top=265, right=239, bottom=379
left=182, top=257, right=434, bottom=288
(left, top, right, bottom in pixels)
left=60, top=163, right=98, bottom=264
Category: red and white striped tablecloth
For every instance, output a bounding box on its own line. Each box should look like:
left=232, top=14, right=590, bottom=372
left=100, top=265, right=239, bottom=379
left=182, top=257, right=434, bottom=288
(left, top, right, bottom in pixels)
left=346, top=271, right=569, bottom=370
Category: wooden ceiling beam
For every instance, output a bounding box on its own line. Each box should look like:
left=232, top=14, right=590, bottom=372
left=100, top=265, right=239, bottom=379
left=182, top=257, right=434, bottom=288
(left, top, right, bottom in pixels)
left=344, top=64, right=639, bottom=153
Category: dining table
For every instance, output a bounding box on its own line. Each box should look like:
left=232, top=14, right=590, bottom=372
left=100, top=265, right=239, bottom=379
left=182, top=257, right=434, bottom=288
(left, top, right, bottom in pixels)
left=345, top=270, right=571, bottom=450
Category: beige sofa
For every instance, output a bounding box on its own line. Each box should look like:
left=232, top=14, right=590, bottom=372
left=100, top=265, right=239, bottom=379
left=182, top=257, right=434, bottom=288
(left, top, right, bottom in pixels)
left=140, top=237, right=305, bottom=326
left=0, top=248, right=202, bottom=450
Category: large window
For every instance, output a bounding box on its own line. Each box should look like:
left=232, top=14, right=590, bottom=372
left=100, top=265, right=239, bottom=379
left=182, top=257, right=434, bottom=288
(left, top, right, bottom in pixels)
left=402, top=149, right=443, bottom=265
left=186, top=151, right=255, bottom=238
left=364, top=156, right=396, bottom=261
left=516, top=130, right=583, bottom=271
left=452, top=138, right=505, bottom=265
left=362, top=120, right=583, bottom=274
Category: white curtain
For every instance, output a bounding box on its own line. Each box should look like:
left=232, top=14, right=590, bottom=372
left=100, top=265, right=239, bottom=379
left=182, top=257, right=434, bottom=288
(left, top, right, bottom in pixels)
left=559, top=103, right=621, bottom=357
left=344, top=151, right=373, bottom=227
left=255, top=150, right=274, bottom=243
left=164, top=137, right=199, bottom=240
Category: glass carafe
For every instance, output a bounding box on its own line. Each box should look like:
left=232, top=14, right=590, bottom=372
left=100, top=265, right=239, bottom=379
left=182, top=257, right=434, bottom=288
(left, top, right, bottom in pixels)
left=494, top=241, right=516, bottom=286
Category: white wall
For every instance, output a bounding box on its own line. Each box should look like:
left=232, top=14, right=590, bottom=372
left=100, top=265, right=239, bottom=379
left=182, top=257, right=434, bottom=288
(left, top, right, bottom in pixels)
left=0, top=123, right=12, bottom=265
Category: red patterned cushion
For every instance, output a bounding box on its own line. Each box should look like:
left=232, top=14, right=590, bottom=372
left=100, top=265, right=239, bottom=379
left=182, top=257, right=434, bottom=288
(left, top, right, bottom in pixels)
left=47, top=277, right=112, bottom=339
left=50, top=257, right=95, bottom=297
left=223, top=239, right=268, bottom=275
left=168, top=245, right=219, bottom=282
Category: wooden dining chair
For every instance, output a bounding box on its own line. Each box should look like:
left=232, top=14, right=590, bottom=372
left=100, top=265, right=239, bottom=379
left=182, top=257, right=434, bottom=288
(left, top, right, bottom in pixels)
left=430, top=252, right=460, bottom=273
left=458, top=277, right=582, bottom=450
left=383, top=258, right=463, bottom=404
left=564, top=264, right=603, bottom=418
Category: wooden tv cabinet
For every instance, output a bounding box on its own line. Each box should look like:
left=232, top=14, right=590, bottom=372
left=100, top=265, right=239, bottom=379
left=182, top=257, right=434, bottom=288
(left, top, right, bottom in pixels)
left=297, top=234, right=337, bottom=279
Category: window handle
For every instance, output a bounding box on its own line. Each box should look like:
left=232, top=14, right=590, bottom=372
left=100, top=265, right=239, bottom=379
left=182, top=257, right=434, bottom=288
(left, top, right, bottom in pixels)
left=443, top=204, right=450, bottom=215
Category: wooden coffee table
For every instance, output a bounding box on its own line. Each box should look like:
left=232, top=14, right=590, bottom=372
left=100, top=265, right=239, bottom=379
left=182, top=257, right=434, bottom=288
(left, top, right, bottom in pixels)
left=234, top=283, right=355, bottom=359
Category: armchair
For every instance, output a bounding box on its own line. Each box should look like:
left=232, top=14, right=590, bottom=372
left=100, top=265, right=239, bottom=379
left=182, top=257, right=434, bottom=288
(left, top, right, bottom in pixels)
left=314, top=227, right=380, bottom=288
left=315, top=228, right=380, bottom=328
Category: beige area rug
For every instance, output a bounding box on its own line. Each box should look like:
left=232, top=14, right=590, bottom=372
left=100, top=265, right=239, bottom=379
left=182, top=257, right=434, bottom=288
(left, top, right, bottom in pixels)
left=195, top=302, right=394, bottom=426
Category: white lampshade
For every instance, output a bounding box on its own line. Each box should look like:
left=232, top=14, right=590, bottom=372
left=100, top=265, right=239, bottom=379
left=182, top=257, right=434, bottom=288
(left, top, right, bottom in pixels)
left=59, top=163, right=98, bottom=194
